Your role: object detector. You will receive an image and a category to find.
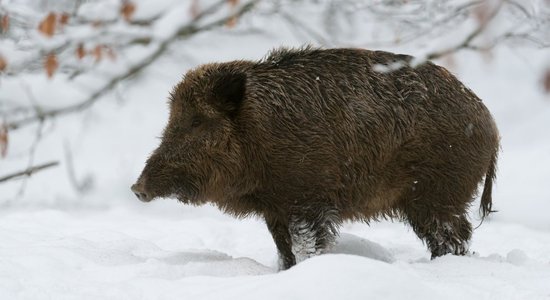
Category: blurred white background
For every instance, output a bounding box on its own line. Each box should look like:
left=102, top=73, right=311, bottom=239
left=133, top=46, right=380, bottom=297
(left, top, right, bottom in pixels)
left=1, top=1, right=549, bottom=299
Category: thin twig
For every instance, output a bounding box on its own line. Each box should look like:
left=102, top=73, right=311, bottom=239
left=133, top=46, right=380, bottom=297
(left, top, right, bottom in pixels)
left=426, top=1, right=504, bottom=60
left=502, top=0, right=532, bottom=19
left=64, top=141, right=94, bottom=193
left=15, top=82, right=45, bottom=196
left=0, top=161, right=59, bottom=183
left=364, top=0, right=484, bottom=46
left=16, top=120, right=44, bottom=196
left=280, top=11, right=329, bottom=46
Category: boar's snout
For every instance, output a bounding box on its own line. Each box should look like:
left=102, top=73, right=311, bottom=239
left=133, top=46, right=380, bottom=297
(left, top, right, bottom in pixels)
left=131, top=180, right=152, bottom=203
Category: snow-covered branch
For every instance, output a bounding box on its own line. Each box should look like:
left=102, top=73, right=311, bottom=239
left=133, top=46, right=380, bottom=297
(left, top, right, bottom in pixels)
left=1, top=0, right=258, bottom=131
left=426, top=0, right=504, bottom=60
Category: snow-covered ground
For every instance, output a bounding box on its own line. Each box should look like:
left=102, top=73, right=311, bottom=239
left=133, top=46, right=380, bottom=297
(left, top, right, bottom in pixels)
left=1, top=1, right=550, bottom=299
left=1, top=206, right=550, bottom=299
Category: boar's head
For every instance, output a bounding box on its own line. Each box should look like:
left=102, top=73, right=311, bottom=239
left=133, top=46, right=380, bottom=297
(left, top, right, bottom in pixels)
left=131, top=63, right=249, bottom=205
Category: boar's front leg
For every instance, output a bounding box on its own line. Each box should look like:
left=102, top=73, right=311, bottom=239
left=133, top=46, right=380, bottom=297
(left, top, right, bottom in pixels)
left=265, top=216, right=296, bottom=270
left=289, top=207, right=341, bottom=264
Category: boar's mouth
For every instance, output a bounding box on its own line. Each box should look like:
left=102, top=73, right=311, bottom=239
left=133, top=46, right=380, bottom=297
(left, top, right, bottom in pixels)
left=131, top=184, right=199, bottom=204
left=131, top=174, right=201, bottom=204
left=131, top=171, right=199, bottom=203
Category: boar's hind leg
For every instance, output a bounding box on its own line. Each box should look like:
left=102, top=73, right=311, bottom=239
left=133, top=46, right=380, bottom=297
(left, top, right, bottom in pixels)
left=265, top=216, right=296, bottom=270
left=405, top=207, right=472, bottom=259
left=289, top=208, right=341, bottom=264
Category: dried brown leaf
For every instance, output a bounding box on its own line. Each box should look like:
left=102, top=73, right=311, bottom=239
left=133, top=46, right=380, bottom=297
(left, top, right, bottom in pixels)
left=59, top=13, right=70, bottom=26
left=105, top=46, right=116, bottom=61
left=226, top=16, right=238, bottom=28
left=76, top=43, right=86, bottom=60
left=0, top=123, right=8, bottom=158
left=91, top=20, right=103, bottom=28
left=121, top=1, right=136, bottom=22
left=543, top=68, right=550, bottom=94
left=228, top=0, right=239, bottom=7
left=93, top=45, right=102, bottom=62
left=189, top=0, right=200, bottom=18
left=38, top=12, right=57, bottom=37
left=473, top=3, right=489, bottom=25
left=472, top=1, right=499, bottom=26
left=44, top=53, right=58, bottom=78
left=0, top=54, right=6, bottom=72
left=443, top=54, right=457, bottom=71
left=1, top=14, right=9, bottom=34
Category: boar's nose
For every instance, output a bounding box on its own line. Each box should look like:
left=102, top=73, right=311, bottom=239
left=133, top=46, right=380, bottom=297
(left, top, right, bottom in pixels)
left=131, top=182, right=152, bottom=203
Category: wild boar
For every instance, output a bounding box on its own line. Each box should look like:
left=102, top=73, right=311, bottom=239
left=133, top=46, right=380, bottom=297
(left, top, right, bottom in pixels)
left=131, top=47, right=500, bottom=270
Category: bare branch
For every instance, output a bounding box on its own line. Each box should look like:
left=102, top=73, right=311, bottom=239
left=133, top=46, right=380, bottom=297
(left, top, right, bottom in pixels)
left=0, top=161, right=59, bottom=183
left=16, top=119, right=44, bottom=196
left=362, top=0, right=484, bottom=46
left=502, top=0, right=532, bottom=18
left=465, top=31, right=550, bottom=52
left=426, top=1, right=504, bottom=60
left=279, top=12, right=329, bottom=46
left=64, top=142, right=94, bottom=193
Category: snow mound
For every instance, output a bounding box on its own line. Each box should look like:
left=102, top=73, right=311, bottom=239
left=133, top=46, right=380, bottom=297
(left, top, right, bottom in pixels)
left=197, top=255, right=449, bottom=300
left=1, top=209, right=550, bottom=299
left=506, top=249, right=529, bottom=266
left=331, top=233, right=395, bottom=263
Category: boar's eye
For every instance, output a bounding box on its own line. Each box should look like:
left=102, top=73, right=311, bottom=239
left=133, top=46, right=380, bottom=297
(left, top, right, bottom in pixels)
left=191, top=117, right=202, bottom=128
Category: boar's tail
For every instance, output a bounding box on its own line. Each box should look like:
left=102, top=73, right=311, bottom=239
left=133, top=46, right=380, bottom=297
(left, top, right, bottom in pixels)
left=480, top=151, right=498, bottom=220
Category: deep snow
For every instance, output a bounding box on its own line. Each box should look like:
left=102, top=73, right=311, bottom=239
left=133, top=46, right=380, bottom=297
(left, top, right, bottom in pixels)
left=1, top=206, right=550, bottom=299
left=1, top=0, right=550, bottom=299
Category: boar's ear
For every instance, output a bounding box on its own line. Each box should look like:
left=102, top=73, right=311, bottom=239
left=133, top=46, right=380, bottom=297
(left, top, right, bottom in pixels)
left=211, top=70, right=246, bottom=117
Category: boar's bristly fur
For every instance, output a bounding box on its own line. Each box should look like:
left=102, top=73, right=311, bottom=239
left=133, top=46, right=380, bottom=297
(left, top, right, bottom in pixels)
left=131, top=47, right=500, bottom=270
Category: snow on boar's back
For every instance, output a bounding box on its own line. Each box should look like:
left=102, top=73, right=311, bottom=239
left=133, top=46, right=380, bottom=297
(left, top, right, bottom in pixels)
left=131, top=47, right=500, bottom=270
